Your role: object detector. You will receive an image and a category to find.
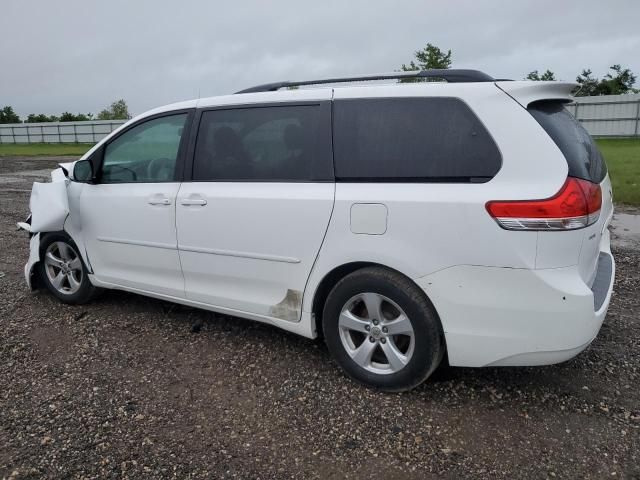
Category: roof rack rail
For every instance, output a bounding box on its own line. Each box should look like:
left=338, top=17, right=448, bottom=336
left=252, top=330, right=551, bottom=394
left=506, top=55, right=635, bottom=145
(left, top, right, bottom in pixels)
left=235, top=69, right=495, bottom=94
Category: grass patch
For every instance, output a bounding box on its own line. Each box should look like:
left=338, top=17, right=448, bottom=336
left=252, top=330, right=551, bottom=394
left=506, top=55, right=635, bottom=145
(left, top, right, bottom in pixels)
left=596, top=138, right=640, bottom=206
left=0, top=143, right=93, bottom=157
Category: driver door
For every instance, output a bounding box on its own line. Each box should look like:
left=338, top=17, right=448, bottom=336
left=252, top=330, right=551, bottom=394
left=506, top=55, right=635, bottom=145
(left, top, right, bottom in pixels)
left=79, top=111, right=192, bottom=297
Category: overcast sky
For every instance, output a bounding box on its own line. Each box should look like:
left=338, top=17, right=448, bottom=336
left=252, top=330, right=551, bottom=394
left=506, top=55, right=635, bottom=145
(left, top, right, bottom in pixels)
left=2, top=0, right=639, bottom=118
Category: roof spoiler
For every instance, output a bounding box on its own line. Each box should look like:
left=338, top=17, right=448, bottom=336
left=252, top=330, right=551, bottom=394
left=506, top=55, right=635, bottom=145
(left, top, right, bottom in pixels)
left=495, top=81, right=578, bottom=108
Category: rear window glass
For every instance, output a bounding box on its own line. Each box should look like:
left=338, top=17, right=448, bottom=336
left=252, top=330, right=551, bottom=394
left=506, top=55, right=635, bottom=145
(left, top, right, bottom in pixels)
left=528, top=101, right=607, bottom=183
left=332, top=97, right=501, bottom=182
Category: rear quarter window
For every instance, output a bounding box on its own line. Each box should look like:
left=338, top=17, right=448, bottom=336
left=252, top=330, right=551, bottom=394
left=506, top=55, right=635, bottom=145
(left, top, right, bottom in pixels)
left=332, top=97, right=501, bottom=182
left=528, top=101, right=607, bottom=183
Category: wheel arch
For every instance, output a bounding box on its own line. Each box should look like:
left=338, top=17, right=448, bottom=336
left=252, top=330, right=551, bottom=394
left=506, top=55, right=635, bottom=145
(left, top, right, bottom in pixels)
left=309, top=261, right=444, bottom=341
left=30, top=230, right=67, bottom=290
left=30, top=230, right=89, bottom=290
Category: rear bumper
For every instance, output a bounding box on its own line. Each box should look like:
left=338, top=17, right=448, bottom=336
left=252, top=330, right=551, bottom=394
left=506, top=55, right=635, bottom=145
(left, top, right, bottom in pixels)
left=415, top=247, right=615, bottom=367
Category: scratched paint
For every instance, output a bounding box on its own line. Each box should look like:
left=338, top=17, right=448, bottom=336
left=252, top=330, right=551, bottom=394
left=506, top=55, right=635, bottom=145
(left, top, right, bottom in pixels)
left=269, top=289, right=303, bottom=322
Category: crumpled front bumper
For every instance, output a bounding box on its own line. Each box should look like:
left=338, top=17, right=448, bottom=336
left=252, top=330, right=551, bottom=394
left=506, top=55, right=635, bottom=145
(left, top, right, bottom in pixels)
left=18, top=166, right=71, bottom=290
left=24, top=232, right=41, bottom=290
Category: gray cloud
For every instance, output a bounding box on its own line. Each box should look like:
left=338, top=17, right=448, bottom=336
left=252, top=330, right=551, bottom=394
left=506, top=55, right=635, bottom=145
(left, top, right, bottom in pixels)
left=2, top=0, right=639, bottom=117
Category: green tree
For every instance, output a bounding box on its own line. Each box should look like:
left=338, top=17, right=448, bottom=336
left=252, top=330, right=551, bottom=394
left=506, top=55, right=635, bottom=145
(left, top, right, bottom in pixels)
left=59, top=112, right=92, bottom=122
left=26, top=113, right=55, bottom=123
left=575, top=69, right=599, bottom=96
left=26, top=112, right=93, bottom=123
left=602, top=64, right=637, bottom=94
left=97, top=99, right=130, bottom=120
left=575, top=65, right=638, bottom=96
left=0, top=106, right=21, bottom=124
left=59, top=112, right=76, bottom=122
left=401, top=43, right=452, bottom=71
left=526, top=69, right=556, bottom=81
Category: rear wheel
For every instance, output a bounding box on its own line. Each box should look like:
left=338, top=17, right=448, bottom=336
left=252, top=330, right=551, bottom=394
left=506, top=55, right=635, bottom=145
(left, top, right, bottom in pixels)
left=322, top=267, right=445, bottom=392
left=37, top=232, right=99, bottom=304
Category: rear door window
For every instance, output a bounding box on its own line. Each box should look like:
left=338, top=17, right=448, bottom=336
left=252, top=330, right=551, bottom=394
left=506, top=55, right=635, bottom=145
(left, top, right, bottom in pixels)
left=332, top=97, right=501, bottom=182
left=528, top=101, right=607, bottom=183
left=192, top=104, right=332, bottom=182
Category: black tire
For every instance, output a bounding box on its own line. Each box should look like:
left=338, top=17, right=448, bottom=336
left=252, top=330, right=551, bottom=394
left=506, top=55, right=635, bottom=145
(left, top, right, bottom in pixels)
left=36, top=232, right=99, bottom=305
left=322, top=266, right=445, bottom=392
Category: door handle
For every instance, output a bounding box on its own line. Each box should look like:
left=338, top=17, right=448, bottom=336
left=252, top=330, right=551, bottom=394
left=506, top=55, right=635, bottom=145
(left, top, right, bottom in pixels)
left=148, top=195, right=171, bottom=206
left=180, top=195, right=207, bottom=206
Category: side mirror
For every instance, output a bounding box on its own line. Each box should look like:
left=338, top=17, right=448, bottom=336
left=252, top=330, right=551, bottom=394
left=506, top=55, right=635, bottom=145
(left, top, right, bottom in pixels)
left=73, top=159, right=94, bottom=183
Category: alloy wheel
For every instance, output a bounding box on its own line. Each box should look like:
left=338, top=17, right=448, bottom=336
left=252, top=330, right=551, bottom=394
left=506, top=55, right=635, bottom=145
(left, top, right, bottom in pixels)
left=43, top=241, right=83, bottom=295
left=338, top=293, right=415, bottom=375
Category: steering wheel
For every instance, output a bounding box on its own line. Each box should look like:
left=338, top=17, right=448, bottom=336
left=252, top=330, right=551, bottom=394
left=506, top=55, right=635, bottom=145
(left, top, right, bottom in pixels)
left=105, top=164, right=137, bottom=182
left=147, top=157, right=174, bottom=181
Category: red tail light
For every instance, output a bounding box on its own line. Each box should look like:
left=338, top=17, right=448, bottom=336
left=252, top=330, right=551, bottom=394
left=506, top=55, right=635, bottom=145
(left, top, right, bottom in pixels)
left=486, top=177, right=602, bottom=230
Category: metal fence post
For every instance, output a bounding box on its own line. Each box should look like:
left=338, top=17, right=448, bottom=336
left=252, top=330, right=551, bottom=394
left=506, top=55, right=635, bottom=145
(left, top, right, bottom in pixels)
left=635, top=100, right=640, bottom=137
left=57, top=124, right=61, bottom=143
left=92, top=122, right=96, bottom=143
left=574, top=102, right=580, bottom=122
left=12, top=126, right=16, bottom=144
left=73, top=123, right=78, bottom=143
left=41, top=125, right=45, bottom=143
left=27, top=126, right=30, bottom=144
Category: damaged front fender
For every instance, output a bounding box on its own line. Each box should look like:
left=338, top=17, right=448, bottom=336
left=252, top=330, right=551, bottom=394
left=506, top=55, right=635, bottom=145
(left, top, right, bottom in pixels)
left=29, top=176, right=70, bottom=233
left=19, top=166, right=73, bottom=289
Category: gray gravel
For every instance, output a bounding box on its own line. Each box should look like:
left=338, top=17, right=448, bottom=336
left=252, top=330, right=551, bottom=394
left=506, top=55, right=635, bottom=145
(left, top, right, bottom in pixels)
left=1, top=156, right=639, bottom=479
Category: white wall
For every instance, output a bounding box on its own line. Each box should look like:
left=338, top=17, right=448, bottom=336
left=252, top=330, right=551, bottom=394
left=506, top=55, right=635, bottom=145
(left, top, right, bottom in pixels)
left=565, top=93, right=640, bottom=137
left=1, top=93, right=639, bottom=144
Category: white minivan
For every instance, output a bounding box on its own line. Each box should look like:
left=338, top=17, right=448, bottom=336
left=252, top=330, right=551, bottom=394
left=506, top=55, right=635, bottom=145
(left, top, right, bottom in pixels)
left=21, top=70, right=615, bottom=391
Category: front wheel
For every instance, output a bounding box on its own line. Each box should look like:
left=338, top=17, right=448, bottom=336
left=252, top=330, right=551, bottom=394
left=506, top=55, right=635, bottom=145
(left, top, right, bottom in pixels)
left=322, top=267, right=445, bottom=392
left=37, top=232, right=99, bottom=304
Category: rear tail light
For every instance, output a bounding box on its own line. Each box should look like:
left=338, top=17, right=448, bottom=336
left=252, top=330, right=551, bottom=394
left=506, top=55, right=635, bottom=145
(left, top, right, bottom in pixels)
left=486, top=177, right=602, bottom=231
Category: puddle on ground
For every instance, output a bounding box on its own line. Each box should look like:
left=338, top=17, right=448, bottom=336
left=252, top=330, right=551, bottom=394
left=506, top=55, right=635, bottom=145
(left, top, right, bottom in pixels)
left=12, top=169, right=56, bottom=177
left=0, top=176, right=24, bottom=184
left=610, top=213, right=640, bottom=249
left=0, top=168, right=52, bottom=184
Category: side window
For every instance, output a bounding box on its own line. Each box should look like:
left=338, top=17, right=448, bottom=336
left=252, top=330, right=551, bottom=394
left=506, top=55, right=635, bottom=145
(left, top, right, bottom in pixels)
left=192, top=105, right=332, bottom=182
left=333, top=97, right=501, bottom=182
left=101, top=113, right=188, bottom=183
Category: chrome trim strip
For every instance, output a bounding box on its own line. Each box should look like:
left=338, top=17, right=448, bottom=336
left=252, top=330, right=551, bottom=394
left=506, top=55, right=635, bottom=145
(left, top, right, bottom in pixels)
left=97, top=236, right=177, bottom=250
left=494, top=211, right=601, bottom=231
left=178, top=245, right=301, bottom=264
left=96, top=236, right=301, bottom=264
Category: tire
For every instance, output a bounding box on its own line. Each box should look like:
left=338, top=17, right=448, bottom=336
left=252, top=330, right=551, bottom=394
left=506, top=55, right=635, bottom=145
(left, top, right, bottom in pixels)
left=37, top=232, right=99, bottom=305
left=322, top=266, right=445, bottom=392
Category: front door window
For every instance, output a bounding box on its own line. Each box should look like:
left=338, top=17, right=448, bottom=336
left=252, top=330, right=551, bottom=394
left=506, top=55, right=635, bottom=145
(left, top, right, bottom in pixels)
left=101, top=114, right=187, bottom=183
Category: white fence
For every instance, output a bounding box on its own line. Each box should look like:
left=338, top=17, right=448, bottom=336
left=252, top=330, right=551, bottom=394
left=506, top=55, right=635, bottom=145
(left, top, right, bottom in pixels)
left=0, top=120, right=126, bottom=144
left=1, top=93, right=639, bottom=143
left=566, top=93, right=640, bottom=137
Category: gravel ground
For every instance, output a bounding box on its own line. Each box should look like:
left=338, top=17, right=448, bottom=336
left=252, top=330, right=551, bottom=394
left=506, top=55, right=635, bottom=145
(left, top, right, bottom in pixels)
left=1, top=157, right=639, bottom=479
